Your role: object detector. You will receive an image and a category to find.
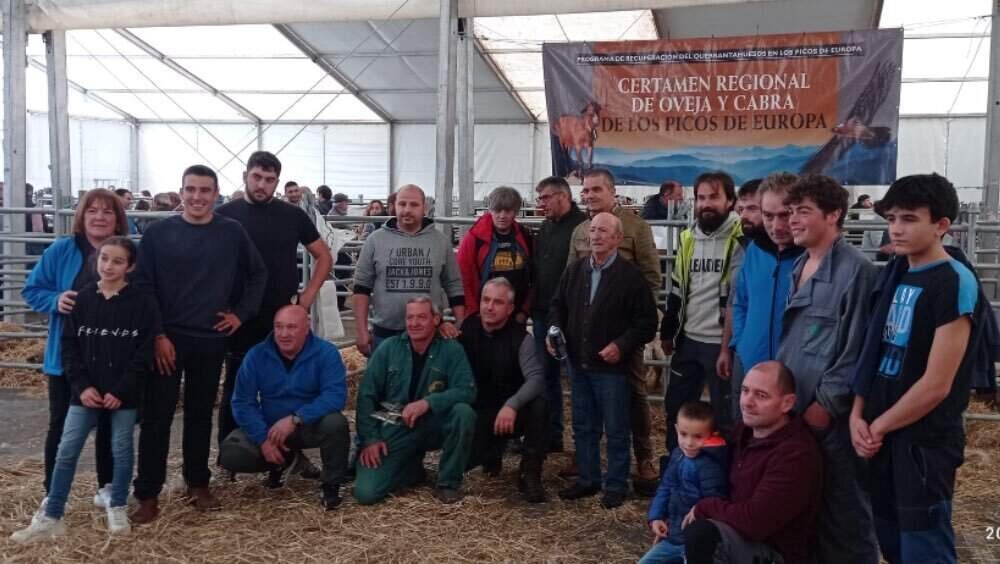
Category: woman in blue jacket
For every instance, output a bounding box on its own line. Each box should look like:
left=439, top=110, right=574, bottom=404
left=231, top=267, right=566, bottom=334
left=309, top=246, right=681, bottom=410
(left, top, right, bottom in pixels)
left=22, top=188, right=130, bottom=517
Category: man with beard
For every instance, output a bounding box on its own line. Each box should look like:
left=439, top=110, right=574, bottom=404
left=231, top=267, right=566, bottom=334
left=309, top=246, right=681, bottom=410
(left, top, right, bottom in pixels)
left=724, top=173, right=804, bottom=420
left=215, top=151, right=333, bottom=481
left=566, top=169, right=662, bottom=492
left=660, top=171, right=742, bottom=451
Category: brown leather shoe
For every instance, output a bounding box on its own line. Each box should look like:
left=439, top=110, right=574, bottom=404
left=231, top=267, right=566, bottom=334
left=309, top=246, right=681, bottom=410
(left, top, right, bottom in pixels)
left=130, top=497, right=159, bottom=525
left=557, top=459, right=579, bottom=479
left=186, top=487, right=221, bottom=511
left=637, top=458, right=659, bottom=482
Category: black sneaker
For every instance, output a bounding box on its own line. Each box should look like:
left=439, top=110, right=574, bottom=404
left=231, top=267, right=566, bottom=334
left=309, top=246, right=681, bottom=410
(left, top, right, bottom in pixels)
left=321, top=484, right=342, bottom=510
left=433, top=487, right=463, bottom=504
left=600, top=490, right=627, bottom=509
left=292, top=452, right=321, bottom=481
left=264, top=469, right=284, bottom=489
left=263, top=451, right=299, bottom=489
left=558, top=482, right=600, bottom=500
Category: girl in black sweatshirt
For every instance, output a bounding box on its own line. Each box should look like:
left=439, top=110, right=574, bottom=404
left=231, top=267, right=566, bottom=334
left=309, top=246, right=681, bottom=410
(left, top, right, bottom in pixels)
left=11, top=237, right=157, bottom=543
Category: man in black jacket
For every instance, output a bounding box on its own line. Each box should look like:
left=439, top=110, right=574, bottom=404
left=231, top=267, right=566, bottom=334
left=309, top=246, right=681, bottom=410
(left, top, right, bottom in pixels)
left=531, top=176, right=586, bottom=452
left=459, top=278, right=548, bottom=502
left=548, top=212, right=658, bottom=508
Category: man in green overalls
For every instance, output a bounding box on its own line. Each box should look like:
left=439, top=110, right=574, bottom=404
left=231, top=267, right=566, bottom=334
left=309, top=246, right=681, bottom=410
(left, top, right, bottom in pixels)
left=353, top=297, right=477, bottom=505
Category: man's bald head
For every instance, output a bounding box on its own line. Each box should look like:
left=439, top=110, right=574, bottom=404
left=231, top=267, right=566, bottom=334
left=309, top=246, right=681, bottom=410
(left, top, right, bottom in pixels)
left=395, top=184, right=427, bottom=233
left=740, top=360, right=797, bottom=436
left=273, top=304, right=311, bottom=359
left=591, top=212, right=623, bottom=235
left=589, top=211, right=624, bottom=258
left=397, top=184, right=425, bottom=200
left=751, top=360, right=796, bottom=395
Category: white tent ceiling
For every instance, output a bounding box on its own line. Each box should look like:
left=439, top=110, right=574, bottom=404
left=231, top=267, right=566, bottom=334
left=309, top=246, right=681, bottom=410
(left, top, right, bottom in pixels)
left=1, top=0, right=993, bottom=125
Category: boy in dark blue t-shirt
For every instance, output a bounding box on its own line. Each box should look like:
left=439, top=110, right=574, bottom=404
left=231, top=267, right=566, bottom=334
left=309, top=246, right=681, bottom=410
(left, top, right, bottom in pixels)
left=850, top=173, right=977, bottom=564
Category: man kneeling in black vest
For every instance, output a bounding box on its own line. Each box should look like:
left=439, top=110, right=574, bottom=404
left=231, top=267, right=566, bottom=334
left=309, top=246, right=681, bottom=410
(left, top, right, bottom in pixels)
left=458, top=277, right=548, bottom=502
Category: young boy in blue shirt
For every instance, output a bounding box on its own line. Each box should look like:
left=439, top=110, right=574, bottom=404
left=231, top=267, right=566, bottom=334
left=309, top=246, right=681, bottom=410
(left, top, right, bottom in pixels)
left=851, top=173, right=979, bottom=564
left=641, top=401, right=728, bottom=564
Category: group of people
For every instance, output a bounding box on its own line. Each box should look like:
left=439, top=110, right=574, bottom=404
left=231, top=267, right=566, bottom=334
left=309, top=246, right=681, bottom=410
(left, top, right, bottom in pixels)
left=9, top=150, right=985, bottom=564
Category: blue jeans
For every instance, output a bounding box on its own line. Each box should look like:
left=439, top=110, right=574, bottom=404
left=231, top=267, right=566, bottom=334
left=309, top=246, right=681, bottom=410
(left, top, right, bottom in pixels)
left=532, top=312, right=563, bottom=449
left=638, top=539, right=686, bottom=564
left=871, top=437, right=961, bottom=564
left=570, top=367, right=631, bottom=493
left=46, top=405, right=137, bottom=519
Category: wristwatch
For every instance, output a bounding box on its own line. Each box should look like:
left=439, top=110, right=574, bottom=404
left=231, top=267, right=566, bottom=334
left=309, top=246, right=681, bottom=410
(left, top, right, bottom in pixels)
left=292, top=414, right=303, bottom=426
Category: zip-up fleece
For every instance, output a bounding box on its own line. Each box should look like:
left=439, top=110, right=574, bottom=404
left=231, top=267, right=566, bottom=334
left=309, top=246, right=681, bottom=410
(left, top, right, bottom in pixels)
left=60, top=282, right=158, bottom=409
left=23, top=237, right=84, bottom=376
left=731, top=238, right=804, bottom=369
left=231, top=332, right=347, bottom=446
left=354, top=217, right=465, bottom=331
left=661, top=214, right=742, bottom=345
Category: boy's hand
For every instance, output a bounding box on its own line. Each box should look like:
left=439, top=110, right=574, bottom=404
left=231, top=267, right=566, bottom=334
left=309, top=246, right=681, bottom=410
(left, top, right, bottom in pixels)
left=849, top=413, right=882, bottom=458
left=80, top=387, right=103, bottom=408
left=103, top=393, right=122, bottom=410
left=650, top=519, right=669, bottom=542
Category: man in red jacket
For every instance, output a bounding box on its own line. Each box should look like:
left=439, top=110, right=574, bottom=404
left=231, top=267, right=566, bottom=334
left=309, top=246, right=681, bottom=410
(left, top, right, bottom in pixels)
left=681, top=361, right=822, bottom=564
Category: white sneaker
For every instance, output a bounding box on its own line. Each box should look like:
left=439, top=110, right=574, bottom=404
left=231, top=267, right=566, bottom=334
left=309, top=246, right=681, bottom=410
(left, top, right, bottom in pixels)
left=106, top=505, right=131, bottom=535
left=30, top=497, right=48, bottom=525
left=93, top=486, right=111, bottom=508
left=10, top=514, right=66, bottom=543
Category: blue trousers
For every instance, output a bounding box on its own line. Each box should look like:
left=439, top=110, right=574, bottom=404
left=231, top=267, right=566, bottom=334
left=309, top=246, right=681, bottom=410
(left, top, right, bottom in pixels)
left=638, top=539, right=685, bottom=564
left=871, top=436, right=961, bottom=564
left=532, top=312, right=564, bottom=450
left=570, top=367, right=631, bottom=493
left=46, top=405, right=137, bottom=519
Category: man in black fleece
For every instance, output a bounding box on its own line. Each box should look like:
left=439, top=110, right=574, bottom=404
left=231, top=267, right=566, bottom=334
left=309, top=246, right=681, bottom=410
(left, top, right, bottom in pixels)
left=131, top=165, right=267, bottom=523
left=549, top=212, right=658, bottom=509
left=459, top=278, right=548, bottom=502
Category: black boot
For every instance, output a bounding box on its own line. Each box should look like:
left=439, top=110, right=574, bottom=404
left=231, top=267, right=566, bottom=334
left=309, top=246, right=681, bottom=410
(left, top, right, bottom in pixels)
left=519, top=453, right=547, bottom=503
left=321, top=484, right=342, bottom=510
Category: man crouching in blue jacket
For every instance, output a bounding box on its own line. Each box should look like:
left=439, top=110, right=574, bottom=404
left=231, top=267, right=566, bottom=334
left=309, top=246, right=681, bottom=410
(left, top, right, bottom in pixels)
left=220, top=305, right=350, bottom=510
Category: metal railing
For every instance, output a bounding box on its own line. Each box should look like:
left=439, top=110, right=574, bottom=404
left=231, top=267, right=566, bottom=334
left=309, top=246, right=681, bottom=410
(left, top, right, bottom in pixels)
left=0, top=206, right=997, bottom=421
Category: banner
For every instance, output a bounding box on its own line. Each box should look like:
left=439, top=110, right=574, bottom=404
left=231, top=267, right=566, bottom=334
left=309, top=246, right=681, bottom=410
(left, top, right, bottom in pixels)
left=543, top=29, right=902, bottom=186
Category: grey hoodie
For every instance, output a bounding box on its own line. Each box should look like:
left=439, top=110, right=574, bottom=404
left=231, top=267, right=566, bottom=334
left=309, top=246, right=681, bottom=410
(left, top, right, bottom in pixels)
left=683, top=213, right=739, bottom=344
left=354, top=217, right=464, bottom=331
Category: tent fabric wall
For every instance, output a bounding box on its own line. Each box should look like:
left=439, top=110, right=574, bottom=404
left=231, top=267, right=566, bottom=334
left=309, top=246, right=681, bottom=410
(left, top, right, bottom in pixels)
left=22, top=113, right=132, bottom=193
left=8, top=114, right=991, bottom=202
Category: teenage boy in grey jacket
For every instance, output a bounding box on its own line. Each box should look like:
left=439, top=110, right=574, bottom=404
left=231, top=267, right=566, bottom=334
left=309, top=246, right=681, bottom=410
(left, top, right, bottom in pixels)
left=777, top=174, right=878, bottom=564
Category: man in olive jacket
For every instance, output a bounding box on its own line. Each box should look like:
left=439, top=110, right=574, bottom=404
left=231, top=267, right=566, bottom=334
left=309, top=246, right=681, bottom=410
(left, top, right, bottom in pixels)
left=353, top=298, right=477, bottom=505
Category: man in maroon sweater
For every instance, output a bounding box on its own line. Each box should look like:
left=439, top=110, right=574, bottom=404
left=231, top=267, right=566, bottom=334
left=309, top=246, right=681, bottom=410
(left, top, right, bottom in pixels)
left=681, top=361, right=823, bottom=564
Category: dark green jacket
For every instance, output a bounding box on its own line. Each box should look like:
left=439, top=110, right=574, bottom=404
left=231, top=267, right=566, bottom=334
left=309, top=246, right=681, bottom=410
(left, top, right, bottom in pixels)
left=356, top=333, right=476, bottom=445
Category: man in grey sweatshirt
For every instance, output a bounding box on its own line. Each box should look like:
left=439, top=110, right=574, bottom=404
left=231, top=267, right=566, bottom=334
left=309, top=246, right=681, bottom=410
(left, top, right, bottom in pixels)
left=353, top=184, right=465, bottom=356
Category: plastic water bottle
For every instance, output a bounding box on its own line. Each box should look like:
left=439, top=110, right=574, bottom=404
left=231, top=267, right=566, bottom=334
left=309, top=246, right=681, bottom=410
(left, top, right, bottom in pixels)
left=547, top=325, right=568, bottom=361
